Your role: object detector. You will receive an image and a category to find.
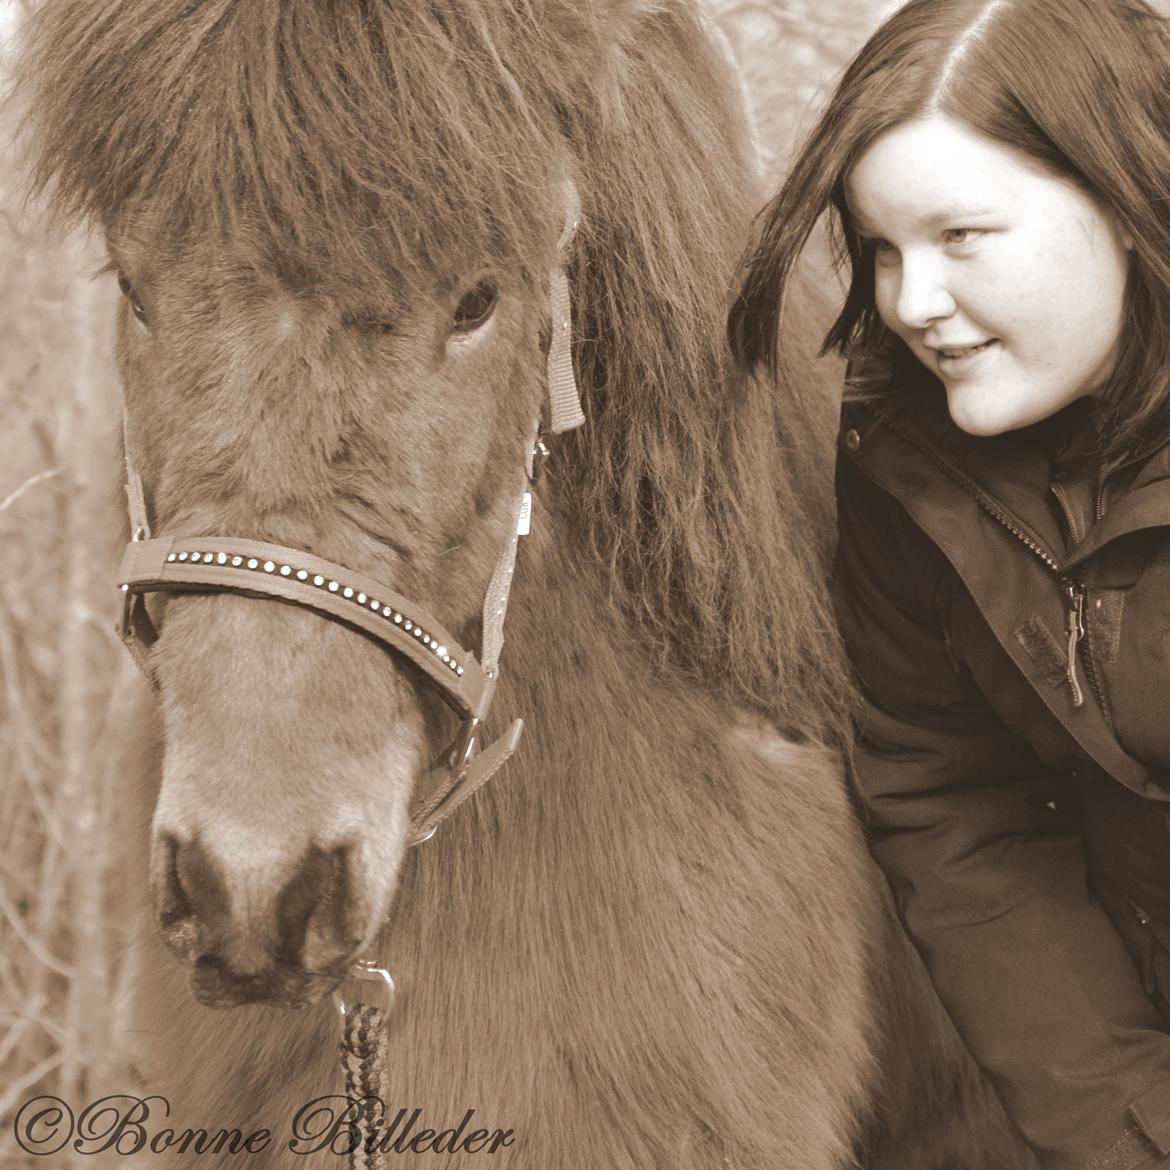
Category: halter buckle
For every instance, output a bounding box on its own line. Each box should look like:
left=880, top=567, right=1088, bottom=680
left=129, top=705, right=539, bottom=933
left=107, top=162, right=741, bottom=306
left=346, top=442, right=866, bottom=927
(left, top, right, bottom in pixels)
left=449, top=716, right=482, bottom=776
left=404, top=718, right=481, bottom=846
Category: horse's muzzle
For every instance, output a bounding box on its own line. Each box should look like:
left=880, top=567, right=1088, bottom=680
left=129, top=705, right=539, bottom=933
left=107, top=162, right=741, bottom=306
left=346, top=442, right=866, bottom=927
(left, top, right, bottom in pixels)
left=187, top=955, right=345, bottom=1009
left=154, top=834, right=364, bottom=1008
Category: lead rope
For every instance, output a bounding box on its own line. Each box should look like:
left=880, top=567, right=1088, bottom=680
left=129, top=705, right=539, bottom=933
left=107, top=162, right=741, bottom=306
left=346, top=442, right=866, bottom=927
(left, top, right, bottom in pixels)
left=340, top=1005, right=389, bottom=1170
left=334, top=961, right=394, bottom=1170
left=336, top=182, right=584, bottom=1169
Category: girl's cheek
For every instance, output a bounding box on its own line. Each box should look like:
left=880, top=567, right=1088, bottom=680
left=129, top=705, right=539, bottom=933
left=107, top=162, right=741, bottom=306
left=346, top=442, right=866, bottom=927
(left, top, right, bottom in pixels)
left=872, top=273, right=901, bottom=335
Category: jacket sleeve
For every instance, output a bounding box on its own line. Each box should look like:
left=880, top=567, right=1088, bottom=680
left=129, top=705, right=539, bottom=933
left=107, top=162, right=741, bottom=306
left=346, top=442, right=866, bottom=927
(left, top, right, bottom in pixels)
left=834, top=450, right=1170, bottom=1170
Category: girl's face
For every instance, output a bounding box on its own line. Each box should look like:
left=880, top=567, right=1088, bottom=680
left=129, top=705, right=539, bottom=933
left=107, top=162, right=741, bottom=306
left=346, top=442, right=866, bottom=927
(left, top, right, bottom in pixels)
left=846, top=113, right=1132, bottom=437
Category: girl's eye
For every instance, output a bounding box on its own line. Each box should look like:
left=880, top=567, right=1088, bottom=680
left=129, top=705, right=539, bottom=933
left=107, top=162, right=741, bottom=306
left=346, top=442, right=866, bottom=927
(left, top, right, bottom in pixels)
left=943, top=228, right=979, bottom=246
left=452, top=280, right=498, bottom=333
left=116, top=270, right=149, bottom=327
left=870, top=238, right=899, bottom=266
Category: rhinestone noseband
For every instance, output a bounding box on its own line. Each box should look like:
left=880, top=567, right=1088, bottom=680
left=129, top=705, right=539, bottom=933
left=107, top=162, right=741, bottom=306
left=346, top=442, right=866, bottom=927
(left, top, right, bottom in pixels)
left=120, top=538, right=491, bottom=714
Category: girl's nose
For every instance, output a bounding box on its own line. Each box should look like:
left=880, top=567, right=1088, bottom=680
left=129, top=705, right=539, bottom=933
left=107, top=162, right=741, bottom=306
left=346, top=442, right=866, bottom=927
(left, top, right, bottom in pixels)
left=893, top=254, right=957, bottom=331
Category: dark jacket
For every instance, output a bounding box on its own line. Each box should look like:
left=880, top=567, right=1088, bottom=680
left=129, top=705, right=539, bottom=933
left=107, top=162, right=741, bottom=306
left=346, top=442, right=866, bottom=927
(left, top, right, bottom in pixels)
left=835, top=390, right=1170, bottom=1170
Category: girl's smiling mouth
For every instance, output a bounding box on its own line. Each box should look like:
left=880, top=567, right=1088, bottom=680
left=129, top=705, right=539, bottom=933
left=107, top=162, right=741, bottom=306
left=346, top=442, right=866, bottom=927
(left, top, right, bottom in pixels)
left=932, top=339, right=999, bottom=371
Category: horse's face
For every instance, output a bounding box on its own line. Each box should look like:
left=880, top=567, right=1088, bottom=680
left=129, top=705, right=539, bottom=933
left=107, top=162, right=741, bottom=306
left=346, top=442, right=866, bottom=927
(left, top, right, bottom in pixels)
left=115, top=229, right=547, bottom=1006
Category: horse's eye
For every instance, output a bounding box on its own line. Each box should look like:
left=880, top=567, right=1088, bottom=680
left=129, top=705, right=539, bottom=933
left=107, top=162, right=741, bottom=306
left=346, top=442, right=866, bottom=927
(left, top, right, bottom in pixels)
left=452, top=280, right=498, bottom=333
left=116, top=269, right=149, bottom=327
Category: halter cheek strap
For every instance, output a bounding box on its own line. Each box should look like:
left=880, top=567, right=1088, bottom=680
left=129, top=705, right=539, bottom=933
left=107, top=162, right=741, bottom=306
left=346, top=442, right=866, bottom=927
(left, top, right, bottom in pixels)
left=117, top=181, right=584, bottom=847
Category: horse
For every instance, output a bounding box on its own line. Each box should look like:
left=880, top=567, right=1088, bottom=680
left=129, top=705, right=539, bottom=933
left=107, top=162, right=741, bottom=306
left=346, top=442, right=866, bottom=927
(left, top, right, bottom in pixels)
left=18, top=1, right=1032, bottom=1166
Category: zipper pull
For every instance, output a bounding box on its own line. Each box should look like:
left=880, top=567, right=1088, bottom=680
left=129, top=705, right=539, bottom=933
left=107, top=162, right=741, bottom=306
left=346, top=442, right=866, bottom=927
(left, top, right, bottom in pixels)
left=1064, top=581, right=1085, bottom=708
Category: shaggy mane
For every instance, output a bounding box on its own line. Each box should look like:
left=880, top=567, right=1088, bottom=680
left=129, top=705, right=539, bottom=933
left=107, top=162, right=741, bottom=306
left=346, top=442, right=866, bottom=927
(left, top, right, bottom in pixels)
left=19, top=0, right=850, bottom=745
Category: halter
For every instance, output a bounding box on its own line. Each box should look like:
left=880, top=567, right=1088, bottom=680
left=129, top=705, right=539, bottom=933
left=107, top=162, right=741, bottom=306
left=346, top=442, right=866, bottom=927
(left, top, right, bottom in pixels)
left=116, top=183, right=585, bottom=848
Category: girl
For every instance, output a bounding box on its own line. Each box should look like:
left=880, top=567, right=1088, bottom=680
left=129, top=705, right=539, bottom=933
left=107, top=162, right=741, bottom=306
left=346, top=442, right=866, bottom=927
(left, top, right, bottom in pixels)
left=729, top=2, right=1170, bottom=1168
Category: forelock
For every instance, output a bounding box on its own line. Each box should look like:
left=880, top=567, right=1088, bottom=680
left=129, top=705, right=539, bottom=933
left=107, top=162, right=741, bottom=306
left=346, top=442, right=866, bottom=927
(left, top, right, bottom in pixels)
left=19, top=0, right=622, bottom=289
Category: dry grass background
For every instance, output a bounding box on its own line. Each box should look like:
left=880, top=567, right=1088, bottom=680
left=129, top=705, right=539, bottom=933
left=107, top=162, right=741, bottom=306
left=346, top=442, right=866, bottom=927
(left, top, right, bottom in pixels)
left=0, top=1, right=891, bottom=1164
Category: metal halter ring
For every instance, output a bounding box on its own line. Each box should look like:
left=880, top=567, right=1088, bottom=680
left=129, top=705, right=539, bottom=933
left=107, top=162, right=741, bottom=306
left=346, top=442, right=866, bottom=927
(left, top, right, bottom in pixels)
left=333, top=959, right=395, bottom=1019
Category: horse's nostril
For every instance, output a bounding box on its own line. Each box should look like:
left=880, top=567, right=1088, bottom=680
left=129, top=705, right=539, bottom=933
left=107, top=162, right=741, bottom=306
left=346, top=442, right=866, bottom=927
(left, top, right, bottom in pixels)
left=276, top=844, right=361, bottom=972
left=154, top=833, right=231, bottom=963
left=156, top=833, right=191, bottom=927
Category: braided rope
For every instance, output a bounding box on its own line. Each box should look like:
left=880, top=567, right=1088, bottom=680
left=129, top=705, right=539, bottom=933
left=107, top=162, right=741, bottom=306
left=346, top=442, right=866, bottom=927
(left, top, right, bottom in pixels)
left=340, top=1004, right=388, bottom=1170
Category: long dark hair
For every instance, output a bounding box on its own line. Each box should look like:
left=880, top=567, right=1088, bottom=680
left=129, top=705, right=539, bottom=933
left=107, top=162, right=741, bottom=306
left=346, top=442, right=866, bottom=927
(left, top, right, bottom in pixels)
left=729, top=0, right=1170, bottom=467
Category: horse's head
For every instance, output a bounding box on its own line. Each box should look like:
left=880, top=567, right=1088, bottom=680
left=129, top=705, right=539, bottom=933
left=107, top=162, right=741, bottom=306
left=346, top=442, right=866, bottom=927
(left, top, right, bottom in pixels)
left=20, top=0, right=628, bottom=1007
left=23, top=0, right=837, bottom=1013
left=110, top=202, right=575, bottom=1006
left=110, top=210, right=563, bottom=1007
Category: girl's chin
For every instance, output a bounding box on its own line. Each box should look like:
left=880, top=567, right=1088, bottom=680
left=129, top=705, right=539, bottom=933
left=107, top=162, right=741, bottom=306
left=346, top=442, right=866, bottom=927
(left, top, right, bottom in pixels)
left=943, top=385, right=1043, bottom=438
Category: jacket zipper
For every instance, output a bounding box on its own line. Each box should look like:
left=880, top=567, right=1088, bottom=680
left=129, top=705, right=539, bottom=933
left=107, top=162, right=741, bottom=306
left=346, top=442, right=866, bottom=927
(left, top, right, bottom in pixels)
left=1049, top=482, right=1094, bottom=710
left=1050, top=481, right=1081, bottom=548
left=880, top=417, right=1095, bottom=710
left=1051, top=480, right=1111, bottom=714
left=1083, top=480, right=1109, bottom=714
left=1063, top=582, right=1085, bottom=708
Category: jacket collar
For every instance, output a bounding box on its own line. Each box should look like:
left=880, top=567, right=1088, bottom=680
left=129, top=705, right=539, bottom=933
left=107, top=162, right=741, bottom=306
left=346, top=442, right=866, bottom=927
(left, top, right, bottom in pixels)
left=848, top=389, right=1170, bottom=571
left=1071, top=445, right=1170, bottom=568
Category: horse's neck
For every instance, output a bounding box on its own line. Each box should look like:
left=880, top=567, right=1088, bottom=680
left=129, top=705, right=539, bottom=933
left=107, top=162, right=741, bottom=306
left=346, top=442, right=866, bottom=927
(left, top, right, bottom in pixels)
left=486, top=520, right=726, bottom=833
left=376, top=537, right=726, bottom=1115
left=407, top=521, right=721, bottom=894
left=389, top=519, right=758, bottom=1025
